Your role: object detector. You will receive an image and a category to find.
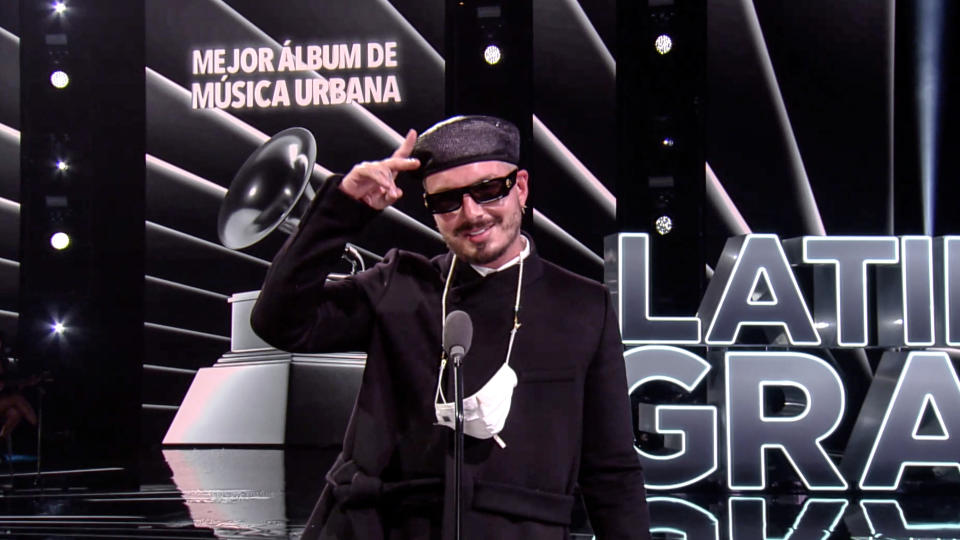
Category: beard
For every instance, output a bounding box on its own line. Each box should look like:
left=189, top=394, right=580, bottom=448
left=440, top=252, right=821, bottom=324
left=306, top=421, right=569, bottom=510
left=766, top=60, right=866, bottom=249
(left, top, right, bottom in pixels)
left=445, top=208, right=522, bottom=266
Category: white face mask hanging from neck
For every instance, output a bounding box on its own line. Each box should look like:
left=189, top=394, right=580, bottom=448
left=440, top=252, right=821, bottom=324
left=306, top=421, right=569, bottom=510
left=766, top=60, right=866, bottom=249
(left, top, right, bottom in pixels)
left=433, top=244, right=524, bottom=449
left=434, top=362, right=517, bottom=447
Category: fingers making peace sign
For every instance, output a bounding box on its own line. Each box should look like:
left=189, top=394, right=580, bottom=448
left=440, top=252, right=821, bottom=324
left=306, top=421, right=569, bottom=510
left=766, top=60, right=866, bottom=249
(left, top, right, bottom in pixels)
left=339, top=129, right=420, bottom=210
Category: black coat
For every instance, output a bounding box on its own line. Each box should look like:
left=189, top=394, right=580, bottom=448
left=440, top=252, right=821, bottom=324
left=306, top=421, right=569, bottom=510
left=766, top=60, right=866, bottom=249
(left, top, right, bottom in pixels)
left=251, top=178, right=651, bottom=540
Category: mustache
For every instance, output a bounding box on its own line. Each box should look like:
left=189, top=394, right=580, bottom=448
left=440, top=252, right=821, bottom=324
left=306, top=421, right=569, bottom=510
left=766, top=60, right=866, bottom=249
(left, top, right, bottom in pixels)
left=454, top=217, right=499, bottom=236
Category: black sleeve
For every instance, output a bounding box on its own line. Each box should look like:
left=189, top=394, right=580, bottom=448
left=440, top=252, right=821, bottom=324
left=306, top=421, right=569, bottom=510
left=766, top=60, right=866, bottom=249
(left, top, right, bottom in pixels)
left=250, top=176, right=385, bottom=353
left=578, top=288, right=652, bottom=539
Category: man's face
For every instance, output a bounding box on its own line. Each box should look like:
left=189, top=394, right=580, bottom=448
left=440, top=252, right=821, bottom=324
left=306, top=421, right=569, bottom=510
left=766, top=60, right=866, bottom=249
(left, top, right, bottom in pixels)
left=424, top=160, right=528, bottom=268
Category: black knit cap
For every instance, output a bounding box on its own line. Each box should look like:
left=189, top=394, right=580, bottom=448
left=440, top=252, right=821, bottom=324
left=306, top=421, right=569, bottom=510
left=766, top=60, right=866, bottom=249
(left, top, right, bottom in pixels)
left=410, top=115, right=520, bottom=180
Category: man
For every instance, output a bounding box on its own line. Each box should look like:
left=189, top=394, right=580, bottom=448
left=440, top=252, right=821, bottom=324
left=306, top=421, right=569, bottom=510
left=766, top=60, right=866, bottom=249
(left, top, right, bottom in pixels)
left=251, top=116, right=650, bottom=539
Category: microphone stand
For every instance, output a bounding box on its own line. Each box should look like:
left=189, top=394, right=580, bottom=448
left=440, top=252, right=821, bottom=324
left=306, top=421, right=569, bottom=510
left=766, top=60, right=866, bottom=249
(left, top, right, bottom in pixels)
left=451, top=350, right=465, bottom=540
left=442, top=308, right=472, bottom=540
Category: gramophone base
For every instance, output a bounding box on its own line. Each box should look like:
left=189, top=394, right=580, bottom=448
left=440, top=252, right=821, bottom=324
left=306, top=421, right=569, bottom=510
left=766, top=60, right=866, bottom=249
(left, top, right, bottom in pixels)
left=163, top=351, right=364, bottom=447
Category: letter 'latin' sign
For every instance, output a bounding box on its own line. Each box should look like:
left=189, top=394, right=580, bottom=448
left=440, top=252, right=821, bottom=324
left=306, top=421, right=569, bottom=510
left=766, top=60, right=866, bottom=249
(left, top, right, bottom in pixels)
left=604, top=233, right=960, bottom=492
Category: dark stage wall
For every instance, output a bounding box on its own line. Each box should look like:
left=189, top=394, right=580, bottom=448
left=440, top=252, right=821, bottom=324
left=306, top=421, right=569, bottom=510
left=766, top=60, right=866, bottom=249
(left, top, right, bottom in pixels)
left=2, top=0, right=960, bottom=536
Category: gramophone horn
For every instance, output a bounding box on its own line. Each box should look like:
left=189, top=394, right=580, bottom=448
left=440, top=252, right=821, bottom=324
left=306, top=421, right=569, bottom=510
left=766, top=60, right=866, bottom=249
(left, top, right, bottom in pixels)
left=217, top=127, right=319, bottom=249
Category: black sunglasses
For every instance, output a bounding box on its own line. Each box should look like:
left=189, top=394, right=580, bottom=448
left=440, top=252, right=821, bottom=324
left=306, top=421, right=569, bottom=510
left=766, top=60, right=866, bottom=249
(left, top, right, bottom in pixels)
left=422, top=170, right=518, bottom=214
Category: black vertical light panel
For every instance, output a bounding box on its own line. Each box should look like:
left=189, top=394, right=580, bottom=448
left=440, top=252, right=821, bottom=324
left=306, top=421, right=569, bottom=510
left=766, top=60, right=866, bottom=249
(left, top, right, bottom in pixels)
left=19, top=0, right=143, bottom=483
left=445, top=0, right=532, bottom=127
left=445, top=0, right=533, bottom=221
left=935, top=1, right=960, bottom=237
left=891, top=1, right=924, bottom=235
left=617, top=0, right=705, bottom=315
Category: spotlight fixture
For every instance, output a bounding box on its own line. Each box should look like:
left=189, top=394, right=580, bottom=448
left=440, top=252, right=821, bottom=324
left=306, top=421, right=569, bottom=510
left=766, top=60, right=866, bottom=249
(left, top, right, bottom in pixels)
left=52, top=321, right=66, bottom=335
left=655, top=34, right=673, bottom=55
left=56, top=160, right=69, bottom=171
left=50, top=231, right=71, bottom=250
left=53, top=1, right=66, bottom=14
left=50, top=70, right=70, bottom=89
left=655, top=215, right=673, bottom=235
left=661, top=137, right=675, bottom=147
left=483, top=45, right=502, bottom=65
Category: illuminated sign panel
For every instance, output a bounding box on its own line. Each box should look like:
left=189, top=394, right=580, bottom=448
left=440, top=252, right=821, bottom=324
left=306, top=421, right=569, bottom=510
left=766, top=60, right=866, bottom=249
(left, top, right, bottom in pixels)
left=606, top=233, right=960, bottom=494
left=724, top=351, right=847, bottom=491
left=189, top=41, right=405, bottom=110
left=607, top=234, right=701, bottom=345
left=876, top=236, right=937, bottom=347
left=648, top=497, right=719, bottom=539
left=625, top=346, right=716, bottom=489
left=796, top=236, right=898, bottom=347
left=699, top=234, right=820, bottom=346
left=935, top=236, right=960, bottom=346
left=638, top=496, right=960, bottom=539
left=727, top=497, right=847, bottom=540
left=844, top=350, right=960, bottom=490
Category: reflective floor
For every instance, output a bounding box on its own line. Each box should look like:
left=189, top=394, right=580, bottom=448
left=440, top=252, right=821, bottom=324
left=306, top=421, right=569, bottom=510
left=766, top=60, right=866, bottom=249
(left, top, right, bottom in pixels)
left=0, top=447, right=334, bottom=539
left=0, top=448, right=957, bottom=539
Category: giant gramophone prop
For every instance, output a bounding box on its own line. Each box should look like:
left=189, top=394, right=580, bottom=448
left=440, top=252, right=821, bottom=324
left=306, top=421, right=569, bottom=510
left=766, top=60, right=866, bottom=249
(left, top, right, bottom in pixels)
left=217, top=127, right=364, bottom=269
left=164, top=128, right=365, bottom=447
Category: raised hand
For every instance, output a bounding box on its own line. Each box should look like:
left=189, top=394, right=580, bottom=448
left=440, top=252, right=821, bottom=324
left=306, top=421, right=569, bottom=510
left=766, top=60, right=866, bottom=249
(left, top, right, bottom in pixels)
left=340, top=129, right=420, bottom=210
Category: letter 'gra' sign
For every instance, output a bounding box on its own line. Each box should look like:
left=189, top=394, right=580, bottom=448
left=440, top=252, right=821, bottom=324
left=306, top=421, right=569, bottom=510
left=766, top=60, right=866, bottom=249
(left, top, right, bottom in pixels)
left=604, top=233, right=960, bottom=492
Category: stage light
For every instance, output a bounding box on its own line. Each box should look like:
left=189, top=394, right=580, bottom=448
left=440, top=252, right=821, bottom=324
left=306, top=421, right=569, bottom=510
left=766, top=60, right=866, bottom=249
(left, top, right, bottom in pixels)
left=56, top=160, right=69, bottom=172
left=53, top=1, right=66, bottom=14
left=655, top=215, right=673, bottom=235
left=484, top=45, right=502, bottom=65
left=50, top=70, right=69, bottom=89
left=50, top=231, right=71, bottom=250
left=51, top=321, right=66, bottom=335
left=661, top=137, right=675, bottom=147
left=655, top=34, right=673, bottom=55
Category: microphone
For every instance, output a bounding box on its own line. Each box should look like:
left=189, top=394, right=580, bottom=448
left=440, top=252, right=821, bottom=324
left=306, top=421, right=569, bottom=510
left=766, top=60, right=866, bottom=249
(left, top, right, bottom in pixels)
left=443, top=309, right=472, bottom=540
left=443, top=310, right=473, bottom=365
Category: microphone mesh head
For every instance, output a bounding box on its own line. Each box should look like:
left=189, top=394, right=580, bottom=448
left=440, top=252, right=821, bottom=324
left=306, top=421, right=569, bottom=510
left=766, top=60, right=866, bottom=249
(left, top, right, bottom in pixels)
left=443, top=310, right=473, bottom=357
